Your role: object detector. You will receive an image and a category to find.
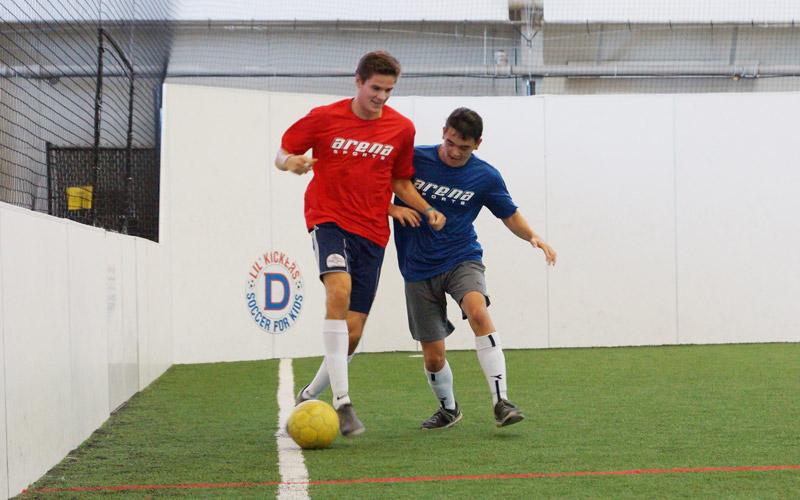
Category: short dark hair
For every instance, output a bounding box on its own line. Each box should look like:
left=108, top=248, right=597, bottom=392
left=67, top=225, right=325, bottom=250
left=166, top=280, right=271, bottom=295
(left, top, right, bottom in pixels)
left=445, top=107, right=483, bottom=143
left=356, top=51, right=401, bottom=82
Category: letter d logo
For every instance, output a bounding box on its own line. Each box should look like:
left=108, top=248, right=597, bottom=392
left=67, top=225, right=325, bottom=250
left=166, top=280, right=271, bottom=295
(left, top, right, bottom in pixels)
left=264, top=273, right=290, bottom=310
left=246, top=250, right=304, bottom=334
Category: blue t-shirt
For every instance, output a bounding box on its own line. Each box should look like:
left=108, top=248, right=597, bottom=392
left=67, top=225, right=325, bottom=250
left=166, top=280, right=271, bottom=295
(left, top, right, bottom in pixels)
left=393, top=145, right=518, bottom=282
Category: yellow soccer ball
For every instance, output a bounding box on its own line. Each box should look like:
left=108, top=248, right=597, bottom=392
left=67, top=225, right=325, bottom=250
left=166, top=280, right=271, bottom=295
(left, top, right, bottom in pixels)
left=287, top=400, right=339, bottom=449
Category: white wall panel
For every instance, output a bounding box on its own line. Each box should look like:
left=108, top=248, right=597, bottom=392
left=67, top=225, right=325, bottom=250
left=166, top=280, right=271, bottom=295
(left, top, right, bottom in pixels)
left=0, top=203, right=172, bottom=496
left=675, top=93, right=800, bottom=344
left=106, top=232, right=138, bottom=412
left=135, top=239, right=151, bottom=389
left=545, top=0, right=800, bottom=23
left=0, top=206, right=72, bottom=495
left=107, top=233, right=142, bottom=406
left=154, top=89, right=175, bottom=379
left=121, top=237, right=140, bottom=400
left=136, top=239, right=173, bottom=388
left=164, top=85, right=335, bottom=363
left=163, top=84, right=800, bottom=362
left=106, top=232, right=125, bottom=410
left=165, top=84, right=274, bottom=363
left=147, top=241, right=173, bottom=383
left=0, top=204, right=9, bottom=499
left=546, top=95, right=678, bottom=347
left=66, top=222, right=110, bottom=445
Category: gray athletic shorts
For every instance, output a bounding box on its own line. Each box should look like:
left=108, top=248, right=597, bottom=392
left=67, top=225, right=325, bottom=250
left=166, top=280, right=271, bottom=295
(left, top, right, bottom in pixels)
left=404, top=260, right=490, bottom=342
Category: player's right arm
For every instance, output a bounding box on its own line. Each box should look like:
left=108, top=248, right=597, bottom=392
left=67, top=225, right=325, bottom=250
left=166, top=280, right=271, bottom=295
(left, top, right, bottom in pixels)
left=501, top=211, right=557, bottom=265
left=275, top=148, right=316, bottom=175
left=277, top=107, right=323, bottom=175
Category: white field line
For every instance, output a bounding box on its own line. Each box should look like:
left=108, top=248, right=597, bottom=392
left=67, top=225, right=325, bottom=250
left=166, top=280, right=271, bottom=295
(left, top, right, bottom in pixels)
left=276, top=358, right=310, bottom=500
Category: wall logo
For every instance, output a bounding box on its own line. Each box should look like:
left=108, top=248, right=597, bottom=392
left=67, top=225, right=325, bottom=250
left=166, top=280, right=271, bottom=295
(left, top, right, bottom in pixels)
left=245, top=251, right=304, bottom=334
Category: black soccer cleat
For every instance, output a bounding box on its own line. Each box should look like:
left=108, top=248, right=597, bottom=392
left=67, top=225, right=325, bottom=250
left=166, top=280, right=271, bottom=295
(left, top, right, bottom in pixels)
left=420, top=403, right=462, bottom=430
left=494, top=399, right=525, bottom=427
left=336, top=403, right=366, bottom=437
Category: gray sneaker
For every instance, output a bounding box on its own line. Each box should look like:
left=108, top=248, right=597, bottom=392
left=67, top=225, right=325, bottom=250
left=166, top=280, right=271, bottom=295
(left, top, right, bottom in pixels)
left=420, top=403, right=462, bottom=430
left=295, top=385, right=313, bottom=405
left=336, top=403, right=365, bottom=437
left=494, top=399, right=525, bottom=427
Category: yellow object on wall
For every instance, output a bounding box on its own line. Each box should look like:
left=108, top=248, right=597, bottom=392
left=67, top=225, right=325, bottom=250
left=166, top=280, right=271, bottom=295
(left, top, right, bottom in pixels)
left=66, top=186, right=93, bottom=210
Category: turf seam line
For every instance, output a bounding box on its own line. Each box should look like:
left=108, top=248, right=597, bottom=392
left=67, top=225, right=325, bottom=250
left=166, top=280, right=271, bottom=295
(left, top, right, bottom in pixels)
left=24, top=464, right=800, bottom=492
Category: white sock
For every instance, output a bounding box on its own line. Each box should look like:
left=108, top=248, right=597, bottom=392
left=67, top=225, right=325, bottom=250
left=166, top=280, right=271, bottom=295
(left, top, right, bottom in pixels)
left=475, top=333, right=507, bottom=405
left=303, top=354, right=354, bottom=400
left=424, top=360, right=456, bottom=410
left=322, top=319, right=350, bottom=409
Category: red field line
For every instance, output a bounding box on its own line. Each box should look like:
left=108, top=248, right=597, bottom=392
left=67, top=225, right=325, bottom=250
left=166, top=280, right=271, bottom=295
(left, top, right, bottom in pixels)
left=25, top=464, right=800, bottom=493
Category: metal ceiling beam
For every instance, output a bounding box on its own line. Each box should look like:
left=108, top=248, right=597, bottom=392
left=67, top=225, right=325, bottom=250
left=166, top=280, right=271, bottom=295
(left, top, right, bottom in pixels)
left=4, top=61, right=800, bottom=79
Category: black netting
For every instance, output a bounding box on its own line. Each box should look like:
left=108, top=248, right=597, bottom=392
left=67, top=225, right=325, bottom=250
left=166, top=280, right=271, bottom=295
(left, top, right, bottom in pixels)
left=1, top=1, right=173, bottom=241
left=47, top=145, right=159, bottom=240
left=3, top=1, right=800, bottom=241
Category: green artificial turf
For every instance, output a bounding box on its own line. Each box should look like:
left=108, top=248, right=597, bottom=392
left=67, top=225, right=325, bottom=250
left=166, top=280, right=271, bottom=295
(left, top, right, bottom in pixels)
left=17, top=343, right=800, bottom=499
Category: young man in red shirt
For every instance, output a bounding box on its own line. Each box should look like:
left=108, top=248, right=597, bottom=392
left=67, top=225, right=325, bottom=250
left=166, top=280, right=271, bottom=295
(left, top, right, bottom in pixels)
left=275, top=51, right=444, bottom=437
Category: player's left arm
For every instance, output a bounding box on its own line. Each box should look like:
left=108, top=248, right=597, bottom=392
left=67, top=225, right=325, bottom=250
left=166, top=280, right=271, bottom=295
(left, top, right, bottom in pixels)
left=392, top=179, right=446, bottom=231
left=501, top=211, right=557, bottom=265
left=388, top=203, right=421, bottom=227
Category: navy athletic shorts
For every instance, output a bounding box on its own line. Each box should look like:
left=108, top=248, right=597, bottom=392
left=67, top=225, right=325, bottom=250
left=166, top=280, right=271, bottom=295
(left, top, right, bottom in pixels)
left=310, top=222, right=386, bottom=314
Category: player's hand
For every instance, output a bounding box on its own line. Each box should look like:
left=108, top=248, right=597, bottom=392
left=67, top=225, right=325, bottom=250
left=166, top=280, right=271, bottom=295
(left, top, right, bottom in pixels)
left=286, top=155, right=316, bottom=175
left=531, top=237, right=557, bottom=265
left=388, top=205, right=422, bottom=227
left=426, top=208, right=446, bottom=231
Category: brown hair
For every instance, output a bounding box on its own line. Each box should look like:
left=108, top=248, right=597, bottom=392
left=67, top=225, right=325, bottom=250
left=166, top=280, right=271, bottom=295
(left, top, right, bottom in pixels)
left=356, top=51, right=401, bottom=82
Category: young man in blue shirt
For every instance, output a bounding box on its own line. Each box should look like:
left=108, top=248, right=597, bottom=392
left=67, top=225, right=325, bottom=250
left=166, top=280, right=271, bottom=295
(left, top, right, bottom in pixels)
left=391, top=107, right=557, bottom=429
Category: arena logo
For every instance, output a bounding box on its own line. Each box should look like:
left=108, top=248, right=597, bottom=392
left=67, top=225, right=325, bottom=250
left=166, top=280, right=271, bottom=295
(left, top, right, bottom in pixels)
left=413, top=178, right=475, bottom=204
left=245, top=251, right=304, bottom=334
left=330, top=137, right=394, bottom=159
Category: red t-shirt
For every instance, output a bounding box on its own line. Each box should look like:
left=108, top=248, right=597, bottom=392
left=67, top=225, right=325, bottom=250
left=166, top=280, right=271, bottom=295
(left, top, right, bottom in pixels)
left=281, top=99, right=415, bottom=248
